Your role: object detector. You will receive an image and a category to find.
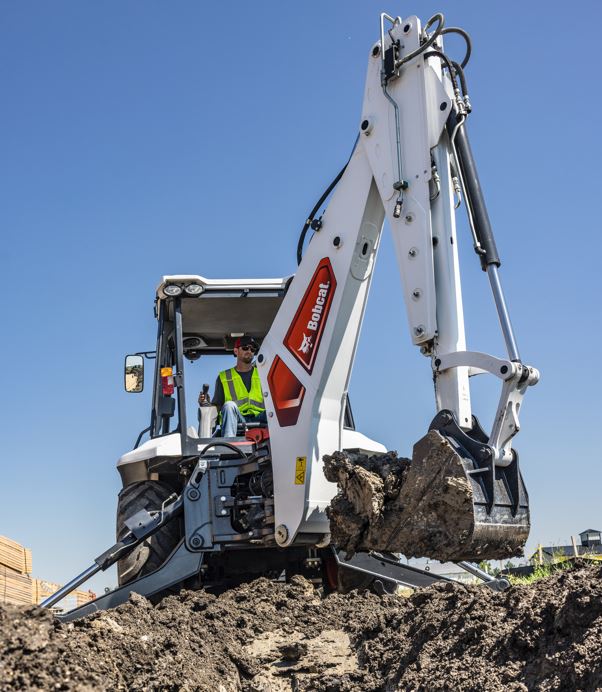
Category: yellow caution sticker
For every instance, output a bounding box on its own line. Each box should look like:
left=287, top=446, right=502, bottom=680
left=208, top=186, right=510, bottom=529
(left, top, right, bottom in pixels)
left=295, top=456, right=307, bottom=485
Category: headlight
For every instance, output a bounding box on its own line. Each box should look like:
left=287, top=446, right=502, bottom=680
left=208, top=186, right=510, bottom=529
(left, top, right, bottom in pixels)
left=164, top=284, right=183, bottom=297
left=184, top=283, right=203, bottom=296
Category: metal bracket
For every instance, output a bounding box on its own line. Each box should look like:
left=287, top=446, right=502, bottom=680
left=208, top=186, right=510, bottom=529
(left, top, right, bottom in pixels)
left=124, top=509, right=160, bottom=539
left=434, top=351, right=539, bottom=465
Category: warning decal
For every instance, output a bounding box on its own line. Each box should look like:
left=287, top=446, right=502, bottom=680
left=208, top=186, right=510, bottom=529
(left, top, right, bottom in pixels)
left=295, top=457, right=307, bottom=485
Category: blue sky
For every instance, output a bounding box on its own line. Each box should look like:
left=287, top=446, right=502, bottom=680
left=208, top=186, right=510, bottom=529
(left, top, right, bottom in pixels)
left=1, top=1, right=600, bottom=594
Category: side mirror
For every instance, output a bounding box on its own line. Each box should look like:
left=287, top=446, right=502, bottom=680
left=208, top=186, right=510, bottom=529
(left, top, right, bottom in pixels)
left=124, top=355, right=144, bottom=393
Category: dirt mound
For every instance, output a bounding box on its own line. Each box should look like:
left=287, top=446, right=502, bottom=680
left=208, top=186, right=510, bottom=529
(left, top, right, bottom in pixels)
left=2, top=564, right=602, bottom=690
left=324, top=432, right=528, bottom=562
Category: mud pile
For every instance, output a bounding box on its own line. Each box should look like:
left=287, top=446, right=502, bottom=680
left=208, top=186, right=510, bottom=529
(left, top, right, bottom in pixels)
left=2, top=565, right=602, bottom=690
left=324, top=430, right=528, bottom=562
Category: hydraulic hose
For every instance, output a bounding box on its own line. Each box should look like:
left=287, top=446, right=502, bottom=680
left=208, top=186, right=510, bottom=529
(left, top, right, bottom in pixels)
left=451, top=60, right=468, bottom=98
left=296, top=135, right=359, bottom=265
left=441, top=26, right=472, bottom=68
left=397, top=12, right=444, bottom=66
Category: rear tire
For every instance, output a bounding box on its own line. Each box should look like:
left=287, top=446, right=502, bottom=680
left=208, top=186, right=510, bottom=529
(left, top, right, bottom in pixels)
left=116, top=480, right=181, bottom=587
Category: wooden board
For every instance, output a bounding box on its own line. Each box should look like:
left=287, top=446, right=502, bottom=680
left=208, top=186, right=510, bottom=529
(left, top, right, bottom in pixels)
left=32, top=579, right=96, bottom=607
left=0, top=535, right=32, bottom=574
left=32, top=578, right=61, bottom=605
left=0, top=565, right=33, bottom=606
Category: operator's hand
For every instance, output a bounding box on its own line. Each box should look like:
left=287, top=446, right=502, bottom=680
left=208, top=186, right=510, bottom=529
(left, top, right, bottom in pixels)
left=198, top=392, right=208, bottom=405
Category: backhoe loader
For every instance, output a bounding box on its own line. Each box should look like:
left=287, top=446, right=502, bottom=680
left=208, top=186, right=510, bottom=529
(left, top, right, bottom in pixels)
left=44, top=10, right=538, bottom=620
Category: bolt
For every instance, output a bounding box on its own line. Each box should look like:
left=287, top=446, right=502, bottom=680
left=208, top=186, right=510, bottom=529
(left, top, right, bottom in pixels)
left=435, top=358, right=441, bottom=367
left=405, top=214, right=413, bottom=223
left=221, top=509, right=228, bottom=515
left=480, top=446, right=492, bottom=459
left=275, top=524, right=289, bottom=544
left=268, top=411, right=274, bottom=418
left=333, top=236, right=341, bottom=247
left=360, top=119, right=370, bottom=131
left=412, top=289, right=421, bottom=299
left=500, top=365, right=508, bottom=374
left=403, top=23, right=411, bottom=33
left=372, top=44, right=380, bottom=57
left=257, top=354, right=264, bottom=363
left=187, top=488, right=200, bottom=501
left=220, top=496, right=226, bottom=502
left=414, top=326, right=424, bottom=336
left=190, top=536, right=202, bottom=548
left=440, top=101, right=447, bottom=111
left=408, top=248, right=417, bottom=258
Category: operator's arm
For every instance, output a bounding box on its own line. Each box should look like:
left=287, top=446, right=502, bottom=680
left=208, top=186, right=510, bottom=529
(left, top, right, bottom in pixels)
left=211, top=376, right=225, bottom=410
left=198, top=377, right=225, bottom=408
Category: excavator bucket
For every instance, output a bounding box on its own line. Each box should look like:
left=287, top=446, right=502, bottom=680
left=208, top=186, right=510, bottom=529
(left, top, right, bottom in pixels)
left=324, top=413, right=529, bottom=563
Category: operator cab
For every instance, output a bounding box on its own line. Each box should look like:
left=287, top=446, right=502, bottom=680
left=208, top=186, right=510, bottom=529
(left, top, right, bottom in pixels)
left=120, top=274, right=291, bottom=483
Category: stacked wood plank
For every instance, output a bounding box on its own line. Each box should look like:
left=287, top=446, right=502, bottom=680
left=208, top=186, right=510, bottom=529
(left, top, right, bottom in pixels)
left=0, top=536, right=33, bottom=606
left=76, top=589, right=96, bottom=607
left=0, top=565, right=33, bottom=605
left=1, top=535, right=96, bottom=609
left=31, top=578, right=60, bottom=605
left=0, top=535, right=32, bottom=574
left=32, top=578, right=96, bottom=607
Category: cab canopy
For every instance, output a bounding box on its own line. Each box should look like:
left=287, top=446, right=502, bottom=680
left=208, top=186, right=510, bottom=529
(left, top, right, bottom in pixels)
left=156, top=274, right=291, bottom=355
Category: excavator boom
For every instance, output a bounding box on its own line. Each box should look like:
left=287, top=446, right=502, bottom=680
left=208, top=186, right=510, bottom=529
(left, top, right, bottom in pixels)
left=259, top=12, right=538, bottom=557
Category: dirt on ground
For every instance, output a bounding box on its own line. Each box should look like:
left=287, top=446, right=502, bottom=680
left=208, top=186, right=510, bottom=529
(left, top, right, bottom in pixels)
left=2, top=563, right=602, bottom=690
left=323, top=430, right=528, bottom=562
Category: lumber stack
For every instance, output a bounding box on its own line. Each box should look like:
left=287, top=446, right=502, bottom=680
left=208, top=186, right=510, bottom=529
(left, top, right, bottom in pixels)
left=31, top=578, right=95, bottom=607
left=0, top=565, right=32, bottom=606
left=0, top=535, right=32, bottom=575
left=0, top=535, right=96, bottom=609
left=31, top=578, right=60, bottom=605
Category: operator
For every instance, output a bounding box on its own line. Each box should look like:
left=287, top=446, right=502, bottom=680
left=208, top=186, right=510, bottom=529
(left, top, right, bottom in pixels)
left=198, top=336, right=266, bottom=437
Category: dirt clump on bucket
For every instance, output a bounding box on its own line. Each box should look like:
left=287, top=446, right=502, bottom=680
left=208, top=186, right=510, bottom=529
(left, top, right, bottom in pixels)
left=323, top=430, right=527, bottom=562
left=2, top=565, right=602, bottom=690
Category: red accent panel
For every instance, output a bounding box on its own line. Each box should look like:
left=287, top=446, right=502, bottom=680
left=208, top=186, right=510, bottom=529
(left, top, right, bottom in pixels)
left=268, top=356, right=306, bottom=427
left=284, top=257, right=337, bottom=373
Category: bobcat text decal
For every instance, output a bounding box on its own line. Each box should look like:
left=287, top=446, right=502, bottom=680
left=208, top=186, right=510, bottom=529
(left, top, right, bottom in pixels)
left=284, top=258, right=337, bottom=373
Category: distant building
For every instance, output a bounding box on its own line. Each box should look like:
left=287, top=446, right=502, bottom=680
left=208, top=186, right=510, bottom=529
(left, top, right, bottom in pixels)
left=531, top=529, right=602, bottom=564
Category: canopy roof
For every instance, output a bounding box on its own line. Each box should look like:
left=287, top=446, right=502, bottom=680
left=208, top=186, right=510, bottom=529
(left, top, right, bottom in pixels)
left=156, top=274, right=291, bottom=354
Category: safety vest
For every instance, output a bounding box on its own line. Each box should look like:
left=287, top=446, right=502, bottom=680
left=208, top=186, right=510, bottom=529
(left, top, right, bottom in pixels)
left=219, top=367, right=265, bottom=416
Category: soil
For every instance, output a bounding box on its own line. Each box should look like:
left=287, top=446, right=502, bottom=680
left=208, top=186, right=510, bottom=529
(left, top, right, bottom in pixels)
left=2, top=564, right=602, bottom=690
left=323, top=430, right=528, bottom=562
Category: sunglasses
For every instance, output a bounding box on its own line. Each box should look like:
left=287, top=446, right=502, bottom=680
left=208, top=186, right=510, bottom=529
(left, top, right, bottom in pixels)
left=238, top=344, right=257, bottom=353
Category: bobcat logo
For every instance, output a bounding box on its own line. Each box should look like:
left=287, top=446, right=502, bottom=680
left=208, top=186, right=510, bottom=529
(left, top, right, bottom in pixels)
left=298, top=333, right=313, bottom=355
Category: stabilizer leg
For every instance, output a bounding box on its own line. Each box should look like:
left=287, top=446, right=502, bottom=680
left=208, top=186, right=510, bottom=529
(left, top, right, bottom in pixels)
left=56, top=540, right=203, bottom=623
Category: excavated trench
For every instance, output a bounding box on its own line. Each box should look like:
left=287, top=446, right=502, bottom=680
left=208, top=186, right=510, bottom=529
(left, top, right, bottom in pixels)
left=2, top=564, right=602, bottom=690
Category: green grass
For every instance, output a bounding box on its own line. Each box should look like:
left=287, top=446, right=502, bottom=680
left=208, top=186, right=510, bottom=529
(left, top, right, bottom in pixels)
left=506, top=560, right=572, bottom=585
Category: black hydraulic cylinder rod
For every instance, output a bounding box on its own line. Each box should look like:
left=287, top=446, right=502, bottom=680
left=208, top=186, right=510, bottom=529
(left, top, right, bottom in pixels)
left=449, top=118, right=500, bottom=271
